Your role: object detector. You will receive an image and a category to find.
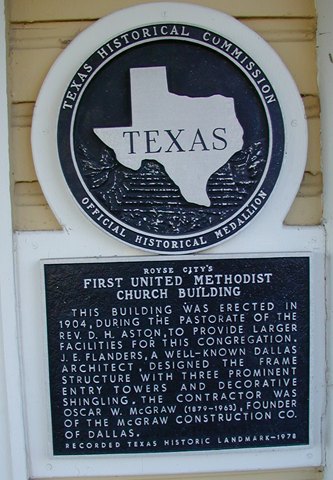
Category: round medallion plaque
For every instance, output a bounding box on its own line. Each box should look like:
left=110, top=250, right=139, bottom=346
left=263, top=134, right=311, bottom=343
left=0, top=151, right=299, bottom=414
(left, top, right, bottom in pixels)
left=32, top=4, right=306, bottom=254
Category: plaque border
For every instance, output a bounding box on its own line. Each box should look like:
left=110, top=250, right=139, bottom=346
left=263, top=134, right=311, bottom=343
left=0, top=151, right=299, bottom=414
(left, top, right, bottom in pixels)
left=31, top=250, right=324, bottom=477
left=43, top=254, right=310, bottom=456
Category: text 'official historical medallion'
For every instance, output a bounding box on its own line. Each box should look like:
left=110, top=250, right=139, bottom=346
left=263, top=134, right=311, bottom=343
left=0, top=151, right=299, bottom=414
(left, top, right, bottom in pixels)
left=57, top=20, right=285, bottom=253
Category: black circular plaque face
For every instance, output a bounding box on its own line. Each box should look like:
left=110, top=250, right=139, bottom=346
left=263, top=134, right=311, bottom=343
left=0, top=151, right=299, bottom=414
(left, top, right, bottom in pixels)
left=57, top=23, right=284, bottom=254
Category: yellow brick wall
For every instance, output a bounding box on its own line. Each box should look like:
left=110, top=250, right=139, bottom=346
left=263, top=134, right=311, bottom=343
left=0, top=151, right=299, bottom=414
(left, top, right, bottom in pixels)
left=7, top=1, right=323, bottom=478
left=9, top=0, right=321, bottom=231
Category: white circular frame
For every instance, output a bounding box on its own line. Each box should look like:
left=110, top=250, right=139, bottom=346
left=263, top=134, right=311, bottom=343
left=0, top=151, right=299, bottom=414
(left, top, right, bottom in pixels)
left=31, top=2, right=307, bottom=255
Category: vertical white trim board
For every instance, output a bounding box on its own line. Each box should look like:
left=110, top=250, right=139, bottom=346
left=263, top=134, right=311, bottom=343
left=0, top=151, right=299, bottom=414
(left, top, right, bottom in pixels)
left=0, top=1, right=28, bottom=479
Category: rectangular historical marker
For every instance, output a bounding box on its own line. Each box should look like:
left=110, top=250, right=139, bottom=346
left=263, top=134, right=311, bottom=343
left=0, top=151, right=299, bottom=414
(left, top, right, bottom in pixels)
left=43, top=255, right=309, bottom=456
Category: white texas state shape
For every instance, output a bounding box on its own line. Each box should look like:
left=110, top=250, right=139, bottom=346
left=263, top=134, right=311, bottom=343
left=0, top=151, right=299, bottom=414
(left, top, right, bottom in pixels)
left=94, top=67, right=244, bottom=207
